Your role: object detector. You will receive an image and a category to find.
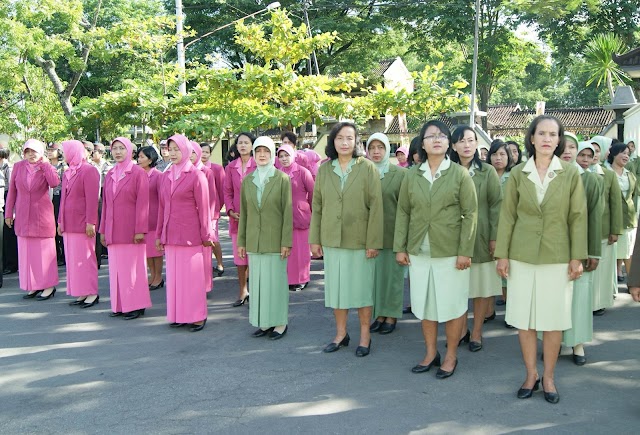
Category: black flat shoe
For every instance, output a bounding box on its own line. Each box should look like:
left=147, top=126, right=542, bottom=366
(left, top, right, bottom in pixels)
left=542, top=378, right=560, bottom=404
left=468, top=340, right=483, bottom=352
left=36, top=288, right=56, bottom=301
left=355, top=340, right=371, bottom=357
left=517, top=378, right=540, bottom=399
left=149, top=279, right=164, bottom=291
left=402, top=306, right=412, bottom=314
left=170, top=322, right=186, bottom=328
left=80, top=296, right=99, bottom=308
left=3, top=268, right=18, bottom=275
left=253, top=327, right=274, bottom=337
left=411, top=352, right=441, bottom=373
left=22, top=290, right=42, bottom=299
left=484, top=312, right=496, bottom=323
left=69, top=298, right=87, bottom=306
left=323, top=334, right=350, bottom=353
left=593, top=308, right=605, bottom=316
left=378, top=322, right=396, bottom=335
left=109, top=312, right=123, bottom=317
left=436, top=359, right=458, bottom=379
left=504, top=321, right=516, bottom=329
left=270, top=326, right=288, bottom=340
left=123, top=309, right=145, bottom=320
left=572, top=353, right=587, bottom=366
left=190, top=319, right=207, bottom=332
left=369, top=320, right=383, bottom=333
left=215, top=266, right=225, bottom=277
left=232, top=295, right=249, bottom=307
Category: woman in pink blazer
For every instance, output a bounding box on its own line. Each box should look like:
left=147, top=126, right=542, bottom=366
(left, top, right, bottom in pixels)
left=5, top=139, right=60, bottom=300
left=191, top=141, right=216, bottom=293
left=100, top=137, right=151, bottom=320
left=277, top=144, right=314, bottom=291
left=200, top=142, right=226, bottom=276
left=136, top=146, right=164, bottom=291
left=58, top=140, right=100, bottom=308
left=223, top=132, right=256, bottom=306
left=156, top=135, right=213, bottom=332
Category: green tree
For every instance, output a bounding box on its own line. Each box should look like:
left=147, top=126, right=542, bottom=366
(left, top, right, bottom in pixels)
left=583, top=33, right=631, bottom=102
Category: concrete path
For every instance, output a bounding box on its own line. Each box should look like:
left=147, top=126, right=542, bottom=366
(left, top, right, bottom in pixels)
left=1, top=218, right=638, bottom=434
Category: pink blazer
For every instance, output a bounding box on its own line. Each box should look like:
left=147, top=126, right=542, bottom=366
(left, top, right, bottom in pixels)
left=223, top=157, right=256, bottom=234
left=147, top=168, right=162, bottom=236
left=206, top=162, right=225, bottom=219
left=156, top=167, right=212, bottom=246
left=5, top=160, right=60, bottom=238
left=281, top=164, right=314, bottom=230
left=200, top=165, right=218, bottom=222
left=99, top=164, right=149, bottom=245
left=59, top=163, right=100, bottom=233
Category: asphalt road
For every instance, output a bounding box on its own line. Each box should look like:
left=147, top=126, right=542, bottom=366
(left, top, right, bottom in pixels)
left=1, top=218, right=639, bottom=434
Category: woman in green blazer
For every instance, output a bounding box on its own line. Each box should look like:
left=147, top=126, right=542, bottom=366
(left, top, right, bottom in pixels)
left=496, top=116, right=588, bottom=404
left=606, top=143, right=637, bottom=282
left=451, top=126, right=502, bottom=352
left=558, top=141, right=603, bottom=365
left=310, top=122, right=383, bottom=357
left=366, top=133, right=407, bottom=335
left=395, top=120, right=478, bottom=379
left=238, top=137, right=293, bottom=340
left=589, top=138, right=623, bottom=314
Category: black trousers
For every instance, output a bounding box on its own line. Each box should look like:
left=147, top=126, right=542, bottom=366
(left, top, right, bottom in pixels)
left=2, top=191, right=18, bottom=273
left=0, top=210, right=3, bottom=287
left=52, top=194, right=64, bottom=265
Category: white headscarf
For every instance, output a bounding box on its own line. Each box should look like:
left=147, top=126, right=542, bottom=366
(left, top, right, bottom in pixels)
left=252, top=136, right=276, bottom=184
left=366, top=133, right=391, bottom=179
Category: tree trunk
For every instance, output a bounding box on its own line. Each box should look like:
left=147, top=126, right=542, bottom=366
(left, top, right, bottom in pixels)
left=607, top=72, right=615, bottom=103
left=479, top=84, right=490, bottom=131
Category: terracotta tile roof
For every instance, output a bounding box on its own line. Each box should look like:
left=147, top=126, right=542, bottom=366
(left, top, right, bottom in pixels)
left=489, top=106, right=614, bottom=136
left=487, top=104, right=521, bottom=127
left=384, top=116, right=424, bottom=134
left=614, top=47, right=640, bottom=67
left=371, top=58, right=396, bottom=77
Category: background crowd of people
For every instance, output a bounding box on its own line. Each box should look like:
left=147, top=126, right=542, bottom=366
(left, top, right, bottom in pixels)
left=1, top=115, right=638, bottom=406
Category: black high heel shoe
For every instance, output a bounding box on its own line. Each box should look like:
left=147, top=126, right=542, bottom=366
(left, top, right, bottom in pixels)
left=517, top=378, right=540, bottom=399
left=355, top=340, right=371, bottom=357
left=69, top=298, right=87, bottom=306
left=411, top=351, right=441, bottom=373
left=458, top=329, right=470, bottom=346
left=123, top=309, right=145, bottom=320
left=232, top=294, right=249, bottom=307
left=149, top=279, right=164, bottom=291
left=253, top=327, right=274, bottom=337
left=80, top=295, right=100, bottom=308
left=23, top=290, right=43, bottom=299
left=542, top=378, right=560, bottom=404
left=190, top=318, right=207, bottom=332
left=36, top=288, right=56, bottom=301
left=435, top=358, right=458, bottom=379
left=215, top=266, right=224, bottom=277
left=323, top=334, right=350, bottom=353
left=484, top=312, right=496, bottom=323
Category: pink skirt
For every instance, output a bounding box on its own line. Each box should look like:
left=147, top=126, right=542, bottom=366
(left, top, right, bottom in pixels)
left=17, top=236, right=59, bottom=291
left=287, top=228, right=311, bottom=285
left=204, top=245, right=213, bottom=293
left=231, top=233, right=248, bottom=266
left=108, top=244, right=152, bottom=313
left=63, top=232, right=98, bottom=297
left=145, top=233, right=163, bottom=258
left=165, top=245, right=208, bottom=323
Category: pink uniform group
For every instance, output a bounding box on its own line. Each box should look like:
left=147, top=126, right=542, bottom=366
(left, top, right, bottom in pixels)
left=8, top=135, right=316, bottom=331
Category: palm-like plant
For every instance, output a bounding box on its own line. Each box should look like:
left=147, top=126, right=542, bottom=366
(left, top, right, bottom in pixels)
left=583, top=33, right=631, bottom=103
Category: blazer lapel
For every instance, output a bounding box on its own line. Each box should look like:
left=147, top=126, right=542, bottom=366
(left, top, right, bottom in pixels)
left=342, top=159, right=361, bottom=195
left=170, top=170, right=189, bottom=197
left=259, top=175, right=277, bottom=208
left=429, top=168, right=448, bottom=197
left=114, top=171, right=133, bottom=199
left=540, top=169, right=565, bottom=209
left=381, top=169, right=396, bottom=195
left=415, top=167, right=431, bottom=198
left=329, top=165, right=342, bottom=197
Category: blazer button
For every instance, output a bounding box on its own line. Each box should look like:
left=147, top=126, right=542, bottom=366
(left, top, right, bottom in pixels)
left=537, top=231, right=541, bottom=235
left=337, top=215, right=341, bottom=219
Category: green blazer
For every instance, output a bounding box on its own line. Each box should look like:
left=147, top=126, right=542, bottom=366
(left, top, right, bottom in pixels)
left=600, top=168, right=623, bottom=238
left=495, top=160, right=588, bottom=264
left=469, top=162, right=502, bottom=263
left=380, top=165, right=407, bottom=249
left=394, top=160, right=478, bottom=257
left=619, top=170, right=638, bottom=229
left=309, top=157, right=383, bottom=250
left=238, top=170, right=293, bottom=253
left=581, top=170, right=604, bottom=258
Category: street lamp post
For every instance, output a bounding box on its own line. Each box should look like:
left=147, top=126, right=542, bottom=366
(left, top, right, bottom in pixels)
left=469, top=0, right=480, bottom=127
left=176, top=1, right=282, bottom=95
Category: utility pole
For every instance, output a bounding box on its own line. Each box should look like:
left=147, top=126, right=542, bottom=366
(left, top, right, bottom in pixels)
left=176, top=0, right=186, bottom=95
left=302, top=0, right=320, bottom=75
left=469, top=0, right=480, bottom=127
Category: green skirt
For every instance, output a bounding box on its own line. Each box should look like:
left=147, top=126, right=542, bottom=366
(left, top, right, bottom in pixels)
left=248, top=253, right=289, bottom=328
left=372, top=249, right=405, bottom=318
left=561, top=271, right=593, bottom=346
left=324, top=247, right=374, bottom=309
